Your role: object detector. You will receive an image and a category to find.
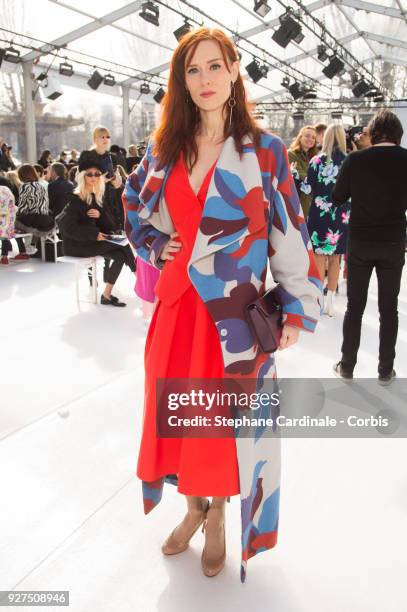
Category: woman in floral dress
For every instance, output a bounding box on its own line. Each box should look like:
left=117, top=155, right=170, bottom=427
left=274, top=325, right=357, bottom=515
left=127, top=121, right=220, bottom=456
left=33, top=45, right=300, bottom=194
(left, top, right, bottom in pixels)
left=302, top=124, right=350, bottom=316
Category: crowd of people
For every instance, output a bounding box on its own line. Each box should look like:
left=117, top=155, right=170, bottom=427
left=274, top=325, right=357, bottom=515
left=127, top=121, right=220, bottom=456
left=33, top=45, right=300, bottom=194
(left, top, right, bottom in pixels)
left=285, top=109, right=407, bottom=384
left=0, top=131, right=146, bottom=306
left=1, top=109, right=406, bottom=378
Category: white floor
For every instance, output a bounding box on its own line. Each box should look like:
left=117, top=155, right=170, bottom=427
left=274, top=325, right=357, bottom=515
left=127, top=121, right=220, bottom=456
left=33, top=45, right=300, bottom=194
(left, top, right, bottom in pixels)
left=1, top=255, right=406, bottom=612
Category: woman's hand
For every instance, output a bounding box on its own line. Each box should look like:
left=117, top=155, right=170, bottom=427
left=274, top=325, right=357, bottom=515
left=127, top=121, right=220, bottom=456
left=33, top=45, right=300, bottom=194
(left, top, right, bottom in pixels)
left=278, top=325, right=299, bottom=350
left=160, top=232, right=182, bottom=261
left=97, top=232, right=107, bottom=241
left=111, top=169, right=122, bottom=189
left=87, top=209, right=101, bottom=219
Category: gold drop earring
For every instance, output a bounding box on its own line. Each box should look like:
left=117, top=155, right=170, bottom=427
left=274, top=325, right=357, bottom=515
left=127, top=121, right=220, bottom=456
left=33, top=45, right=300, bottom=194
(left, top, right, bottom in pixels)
left=228, top=81, right=236, bottom=127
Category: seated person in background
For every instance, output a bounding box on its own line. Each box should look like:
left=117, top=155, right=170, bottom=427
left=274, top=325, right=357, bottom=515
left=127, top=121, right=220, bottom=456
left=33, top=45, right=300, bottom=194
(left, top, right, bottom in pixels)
left=125, top=144, right=142, bottom=174
left=48, top=162, right=74, bottom=217
left=58, top=151, right=69, bottom=167
left=58, top=156, right=136, bottom=307
left=68, top=150, right=79, bottom=165
left=0, top=172, right=19, bottom=202
left=16, top=164, right=55, bottom=232
left=0, top=185, right=29, bottom=263
left=0, top=143, right=16, bottom=171
left=33, top=164, right=50, bottom=189
left=68, top=166, right=78, bottom=186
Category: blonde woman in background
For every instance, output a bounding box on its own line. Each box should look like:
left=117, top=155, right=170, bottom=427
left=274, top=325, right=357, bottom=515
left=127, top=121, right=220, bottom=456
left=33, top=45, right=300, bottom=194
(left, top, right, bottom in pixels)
left=288, top=125, right=317, bottom=217
left=301, top=124, right=350, bottom=316
left=58, top=156, right=136, bottom=306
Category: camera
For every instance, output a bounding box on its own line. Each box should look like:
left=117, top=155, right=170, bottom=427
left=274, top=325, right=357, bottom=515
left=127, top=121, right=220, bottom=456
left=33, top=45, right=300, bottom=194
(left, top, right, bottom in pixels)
left=345, top=126, right=363, bottom=152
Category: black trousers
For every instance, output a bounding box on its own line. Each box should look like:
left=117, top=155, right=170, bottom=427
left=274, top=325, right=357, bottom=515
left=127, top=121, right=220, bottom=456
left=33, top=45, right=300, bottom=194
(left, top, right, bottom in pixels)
left=341, top=239, right=405, bottom=375
left=65, top=242, right=132, bottom=285
left=1, top=237, right=27, bottom=256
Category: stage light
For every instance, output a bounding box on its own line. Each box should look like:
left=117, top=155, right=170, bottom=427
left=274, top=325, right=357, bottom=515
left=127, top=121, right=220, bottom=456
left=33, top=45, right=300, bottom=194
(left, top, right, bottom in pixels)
left=289, top=82, right=304, bottom=100
left=87, top=69, right=104, bottom=90
left=331, top=110, right=342, bottom=119
left=373, top=93, right=384, bottom=102
left=174, top=20, right=192, bottom=41
left=292, top=110, right=305, bottom=121
left=59, top=62, right=74, bottom=77
left=272, top=11, right=304, bottom=48
left=140, top=82, right=150, bottom=94
left=281, top=76, right=290, bottom=89
left=352, top=78, right=370, bottom=97
left=253, top=0, right=271, bottom=17
left=303, top=87, right=317, bottom=100
left=42, top=76, right=63, bottom=100
left=317, top=44, right=328, bottom=62
left=36, top=72, right=48, bottom=82
left=322, top=55, right=345, bottom=79
left=103, top=73, right=116, bottom=87
left=153, top=86, right=166, bottom=103
left=4, top=46, right=21, bottom=63
left=139, top=2, right=159, bottom=27
left=246, top=59, right=265, bottom=84
left=365, top=87, right=379, bottom=98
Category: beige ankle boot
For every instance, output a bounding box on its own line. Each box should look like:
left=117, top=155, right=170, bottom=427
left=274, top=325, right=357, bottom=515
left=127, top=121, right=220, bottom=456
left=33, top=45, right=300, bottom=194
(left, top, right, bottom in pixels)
left=161, top=497, right=210, bottom=555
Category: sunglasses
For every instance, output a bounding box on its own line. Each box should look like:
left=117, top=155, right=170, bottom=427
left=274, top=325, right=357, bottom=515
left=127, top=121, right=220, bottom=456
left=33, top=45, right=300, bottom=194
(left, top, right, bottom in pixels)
left=85, top=172, right=102, bottom=178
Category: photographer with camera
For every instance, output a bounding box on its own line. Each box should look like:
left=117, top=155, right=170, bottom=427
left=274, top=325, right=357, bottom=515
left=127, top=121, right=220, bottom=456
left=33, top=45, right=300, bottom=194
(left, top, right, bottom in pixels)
left=331, top=109, right=407, bottom=385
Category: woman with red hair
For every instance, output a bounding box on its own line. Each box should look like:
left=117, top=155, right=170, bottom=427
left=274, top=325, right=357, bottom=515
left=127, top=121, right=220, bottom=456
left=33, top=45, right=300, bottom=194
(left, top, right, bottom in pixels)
left=123, top=27, right=321, bottom=581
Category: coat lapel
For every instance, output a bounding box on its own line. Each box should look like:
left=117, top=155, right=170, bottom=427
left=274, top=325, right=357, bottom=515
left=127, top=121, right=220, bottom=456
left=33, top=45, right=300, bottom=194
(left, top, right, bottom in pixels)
left=189, top=134, right=267, bottom=268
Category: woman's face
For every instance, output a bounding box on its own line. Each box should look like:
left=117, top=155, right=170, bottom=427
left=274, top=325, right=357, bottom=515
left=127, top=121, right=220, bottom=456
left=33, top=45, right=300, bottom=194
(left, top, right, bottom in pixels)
left=184, top=39, right=239, bottom=116
left=300, top=129, right=316, bottom=151
left=84, top=167, right=102, bottom=190
left=94, top=132, right=110, bottom=151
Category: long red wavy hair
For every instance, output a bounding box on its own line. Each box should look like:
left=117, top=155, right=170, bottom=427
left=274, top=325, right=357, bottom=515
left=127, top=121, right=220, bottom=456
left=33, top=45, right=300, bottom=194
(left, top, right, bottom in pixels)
left=152, top=27, right=263, bottom=171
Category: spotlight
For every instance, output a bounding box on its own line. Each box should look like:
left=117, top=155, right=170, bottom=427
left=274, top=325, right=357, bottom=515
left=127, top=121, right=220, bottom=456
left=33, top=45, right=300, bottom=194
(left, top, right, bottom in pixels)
left=246, top=59, right=266, bottom=84
left=292, top=110, right=305, bottom=121
left=139, top=1, right=159, bottom=27
left=331, top=110, right=342, bottom=119
left=373, top=93, right=384, bottom=102
left=87, top=69, right=104, bottom=90
left=140, top=82, right=150, bottom=94
left=253, top=0, right=271, bottom=17
left=103, top=73, right=116, bottom=87
left=303, top=87, right=317, bottom=100
left=322, top=55, right=345, bottom=79
left=272, top=11, right=304, bottom=48
left=352, top=78, right=370, bottom=97
left=153, top=86, right=166, bottom=103
left=365, top=87, right=379, bottom=98
left=36, top=72, right=48, bottom=82
left=281, top=76, right=290, bottom=89
left=289, top=81, right=304, bottom=100
left=4, top=45, right=21, bottom=63
left=317, top=44, right=328, bottom=62
left=173, top=20, right=192, bottom=41
left=59, top=62, right=74, bottom=77
left=41, top=76, right=63, bottom=100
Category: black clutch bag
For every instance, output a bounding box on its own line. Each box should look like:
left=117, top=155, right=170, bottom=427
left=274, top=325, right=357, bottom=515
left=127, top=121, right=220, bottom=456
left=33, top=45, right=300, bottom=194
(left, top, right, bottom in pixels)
left=246, top=285, right=283, bottom=353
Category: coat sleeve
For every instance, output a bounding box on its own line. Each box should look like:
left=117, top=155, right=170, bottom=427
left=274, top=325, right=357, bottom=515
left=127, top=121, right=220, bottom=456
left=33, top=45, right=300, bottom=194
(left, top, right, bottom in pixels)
left=122, top=143, right=169, bottom=270
left=58, top=198, right=99, bottom=242
left=331, top=154, right=351, bottom=207
left=267, top=138, right=322, bottom=332
left=301, top=155, right=319, bottom=196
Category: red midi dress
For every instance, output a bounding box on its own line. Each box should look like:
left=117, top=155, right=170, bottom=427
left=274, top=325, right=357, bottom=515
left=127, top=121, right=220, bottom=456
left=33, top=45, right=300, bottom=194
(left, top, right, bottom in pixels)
left=136, top=152, right=240, bottom=496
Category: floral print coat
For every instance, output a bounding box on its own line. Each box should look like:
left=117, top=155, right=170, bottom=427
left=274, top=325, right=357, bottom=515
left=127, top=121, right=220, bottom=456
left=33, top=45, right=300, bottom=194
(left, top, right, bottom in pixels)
left=123, top=131, right=322, bottom=582
left=301, top=148, right=350, bottom=255
left=0, top=185, right=17, bottom=239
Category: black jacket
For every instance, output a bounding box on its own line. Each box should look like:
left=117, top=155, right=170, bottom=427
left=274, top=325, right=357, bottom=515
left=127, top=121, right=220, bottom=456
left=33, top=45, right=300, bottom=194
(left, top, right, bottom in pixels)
left=332, top=145, right=407, bottom=242
left=58, top=193, right=114, bottom=256
left=48, top=177, right=74, bottom=217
